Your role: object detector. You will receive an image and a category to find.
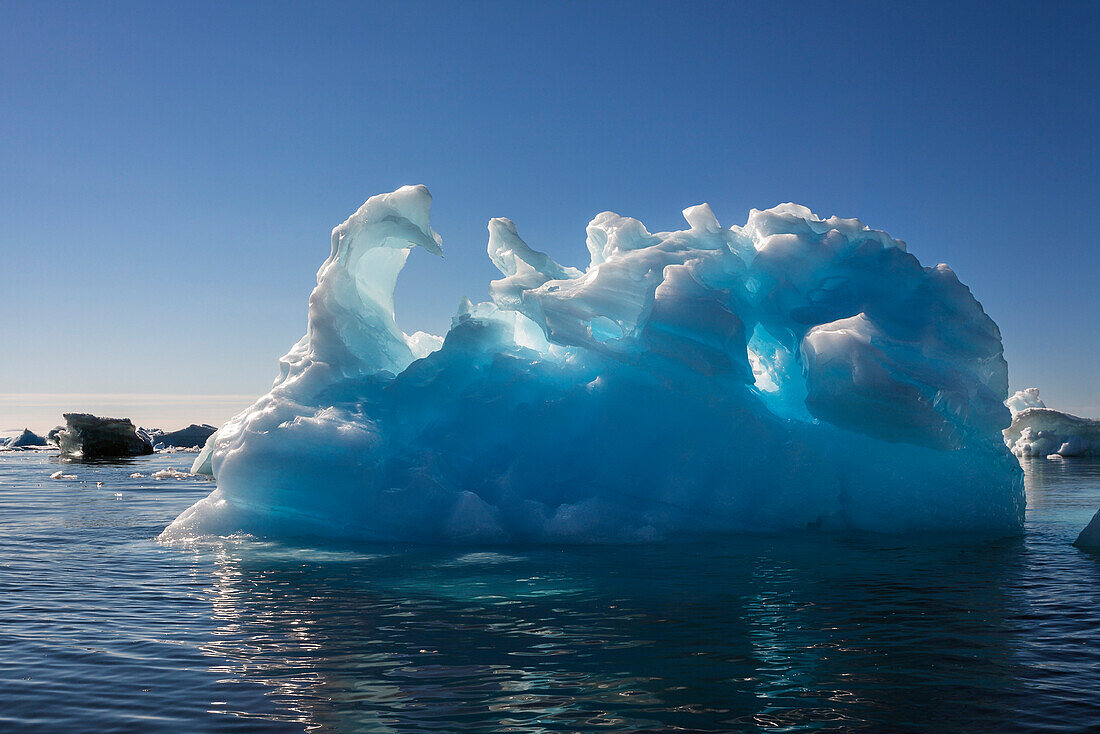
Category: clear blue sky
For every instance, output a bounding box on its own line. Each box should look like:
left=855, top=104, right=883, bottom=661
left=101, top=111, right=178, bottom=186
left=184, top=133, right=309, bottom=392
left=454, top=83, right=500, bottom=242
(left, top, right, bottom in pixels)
left=1, top=0, right=1097, bottom=432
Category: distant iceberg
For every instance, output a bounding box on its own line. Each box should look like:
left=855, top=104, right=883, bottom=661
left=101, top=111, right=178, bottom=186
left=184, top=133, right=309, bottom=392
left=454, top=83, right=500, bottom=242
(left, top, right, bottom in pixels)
left=1003, top=389, right=1099, bottom=457
left=2, top=429, right=47, bottom=449
left=163, top=186, right=1023, bottom=543
left=57, top=413, right=153, bottom=460
left=153, top=424, right=218, bottom=449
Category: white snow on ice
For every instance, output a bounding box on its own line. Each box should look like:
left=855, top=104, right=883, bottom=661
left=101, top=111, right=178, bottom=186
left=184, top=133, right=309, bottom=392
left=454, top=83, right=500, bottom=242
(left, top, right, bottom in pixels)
left=1003, top=388, right=1099, bottom=457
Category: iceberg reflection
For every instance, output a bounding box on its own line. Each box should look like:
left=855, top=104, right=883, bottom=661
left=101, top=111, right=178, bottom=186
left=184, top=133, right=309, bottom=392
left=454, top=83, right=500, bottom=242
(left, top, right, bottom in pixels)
left=185, top=532, right=1068, bottom=732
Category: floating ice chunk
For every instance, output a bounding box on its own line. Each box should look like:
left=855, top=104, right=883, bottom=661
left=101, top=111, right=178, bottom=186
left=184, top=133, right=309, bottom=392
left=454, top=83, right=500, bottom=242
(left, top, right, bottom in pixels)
left=56, top=414, right=153, bottom=460
left=49, top=470, right=76, bottom=480
left=163, top=187, right=1023, bottom=544
left=129, top=472, right=146, bottom=478
left=1075, top=509, right=1100, bottom=550
left=1002, top=389, right=1098, bottom=457
left=6, top=429, right=47, bottom=448
left=154, top=424, right=217, bottom=448
left=152, top=468, right=195, bottom=480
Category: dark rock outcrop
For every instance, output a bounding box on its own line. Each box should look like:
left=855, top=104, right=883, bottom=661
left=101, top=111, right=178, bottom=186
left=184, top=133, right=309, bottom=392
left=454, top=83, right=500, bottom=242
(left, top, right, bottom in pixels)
left=57, top=413, right=154, bottom=459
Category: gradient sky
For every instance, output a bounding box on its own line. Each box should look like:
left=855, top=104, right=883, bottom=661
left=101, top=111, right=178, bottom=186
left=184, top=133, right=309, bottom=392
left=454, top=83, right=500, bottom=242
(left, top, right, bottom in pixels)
left=1, top=0, right=1097, bottom=434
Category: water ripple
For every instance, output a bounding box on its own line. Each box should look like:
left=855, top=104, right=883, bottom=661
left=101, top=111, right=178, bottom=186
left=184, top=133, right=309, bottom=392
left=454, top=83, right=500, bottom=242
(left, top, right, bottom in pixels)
left=1, top=454, right=1099, bottom=731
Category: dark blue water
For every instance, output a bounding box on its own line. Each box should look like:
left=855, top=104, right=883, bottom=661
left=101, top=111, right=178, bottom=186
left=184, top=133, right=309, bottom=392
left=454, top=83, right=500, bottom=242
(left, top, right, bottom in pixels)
left=1, top=452, right=1099, bottom=732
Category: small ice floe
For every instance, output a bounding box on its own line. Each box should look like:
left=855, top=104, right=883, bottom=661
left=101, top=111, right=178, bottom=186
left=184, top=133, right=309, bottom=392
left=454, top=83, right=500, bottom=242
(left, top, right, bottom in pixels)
left=152, top=468, right=195, bottom=480
left=114, top=493, right=123, bottom=499
left=49, top=470, right=77, bottom=480
left=129, top=473, right=146, bottom=478
left=1046, top=454, right=1065, bottom=460
left=154, top=445, right=204, bottom=454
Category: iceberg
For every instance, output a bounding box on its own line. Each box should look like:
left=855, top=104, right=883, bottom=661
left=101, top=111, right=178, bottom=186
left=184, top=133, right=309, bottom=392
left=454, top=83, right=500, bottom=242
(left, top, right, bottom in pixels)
left=151, top=467, right=202, bottom=480
left=164, top=186, right=1023, bottom=543
left=2, top=428, right=47, bottom=448
left=1003, top=389, right=1099, bottom=457
left=57, top=413, right=154, bottom=460
left=1076, top=509, right=1100, bottom=550
left=152, top=424, right=218, bottom=449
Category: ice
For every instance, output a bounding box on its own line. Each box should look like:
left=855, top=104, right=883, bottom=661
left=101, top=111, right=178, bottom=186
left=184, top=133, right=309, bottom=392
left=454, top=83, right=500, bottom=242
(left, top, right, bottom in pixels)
left=163, top=186, right=1023, bottom=544
left=1002, top=388, right=1099, bottom=457
left=151, top=468, right=197, bottom=480
left=151, top=424, right=217, bottom=448
left=49, top=470, right=76, bottom=480
left=155, top=445, right=203, bottom=454
left=4, top=429, right=47, bottom=448
left=1006, top=388, right=1046, bottom=415
left=405, top=331, right=444, bottom=359
left=1076, top=509, right=1100, bottom=550
left=57, top=414, right=154, bottom=460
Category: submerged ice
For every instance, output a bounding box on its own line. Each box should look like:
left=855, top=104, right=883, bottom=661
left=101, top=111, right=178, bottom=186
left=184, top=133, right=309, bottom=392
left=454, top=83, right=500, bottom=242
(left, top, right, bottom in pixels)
left=163, top=186, right=1023, bottom=543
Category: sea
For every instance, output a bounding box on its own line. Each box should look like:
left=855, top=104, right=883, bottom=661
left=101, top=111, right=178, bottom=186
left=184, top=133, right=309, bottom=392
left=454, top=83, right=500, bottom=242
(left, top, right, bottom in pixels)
left=1, top=451, right=1098, bottom=732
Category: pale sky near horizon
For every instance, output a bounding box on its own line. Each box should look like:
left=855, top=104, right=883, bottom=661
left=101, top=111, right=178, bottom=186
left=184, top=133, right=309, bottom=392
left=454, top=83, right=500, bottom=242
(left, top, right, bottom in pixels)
left=1, top=0, right=1097, bottom=435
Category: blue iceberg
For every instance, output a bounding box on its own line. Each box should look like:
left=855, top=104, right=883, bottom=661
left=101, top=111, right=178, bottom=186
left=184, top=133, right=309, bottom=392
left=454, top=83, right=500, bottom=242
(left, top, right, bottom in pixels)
left=162, top=186, right=1023, bottom=543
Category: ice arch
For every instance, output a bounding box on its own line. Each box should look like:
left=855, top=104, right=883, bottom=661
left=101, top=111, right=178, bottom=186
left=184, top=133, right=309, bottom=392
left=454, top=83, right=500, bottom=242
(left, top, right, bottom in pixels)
left=164, top=186, right=1022, bottom=543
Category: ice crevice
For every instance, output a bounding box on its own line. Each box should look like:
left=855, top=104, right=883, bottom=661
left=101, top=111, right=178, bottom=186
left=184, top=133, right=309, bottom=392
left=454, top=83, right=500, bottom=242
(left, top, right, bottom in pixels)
left=167, top=185, right=1023, bottom=544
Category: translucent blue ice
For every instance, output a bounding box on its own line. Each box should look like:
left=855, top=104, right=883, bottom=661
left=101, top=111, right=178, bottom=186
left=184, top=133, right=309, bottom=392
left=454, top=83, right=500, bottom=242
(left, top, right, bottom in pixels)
left=163, top=186, right=1023, bottom=543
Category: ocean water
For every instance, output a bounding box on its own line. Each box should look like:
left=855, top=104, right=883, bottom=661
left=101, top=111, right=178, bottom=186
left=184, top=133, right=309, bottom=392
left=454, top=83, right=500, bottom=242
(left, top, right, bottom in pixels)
left=1, top=452, right=1099, bottom=732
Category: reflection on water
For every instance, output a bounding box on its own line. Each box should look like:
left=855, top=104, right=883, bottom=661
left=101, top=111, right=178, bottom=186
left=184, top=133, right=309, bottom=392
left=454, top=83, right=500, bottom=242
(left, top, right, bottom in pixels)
left=1, top=454, right=1099, bottom=731
left=188, top=457, right=1100, bottom=732
left=191, top=539, right=1036, bottom=732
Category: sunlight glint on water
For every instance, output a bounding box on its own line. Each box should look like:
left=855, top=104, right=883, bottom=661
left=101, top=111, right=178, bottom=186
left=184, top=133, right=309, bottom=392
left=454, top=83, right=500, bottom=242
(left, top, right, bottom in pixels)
left=1, top=452, right=1099, bottom=732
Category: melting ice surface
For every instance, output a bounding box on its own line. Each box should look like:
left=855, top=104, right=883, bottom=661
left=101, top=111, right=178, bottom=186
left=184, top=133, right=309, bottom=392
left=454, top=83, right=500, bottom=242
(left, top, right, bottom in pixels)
left=163, top=186, right=1023, bottom=543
